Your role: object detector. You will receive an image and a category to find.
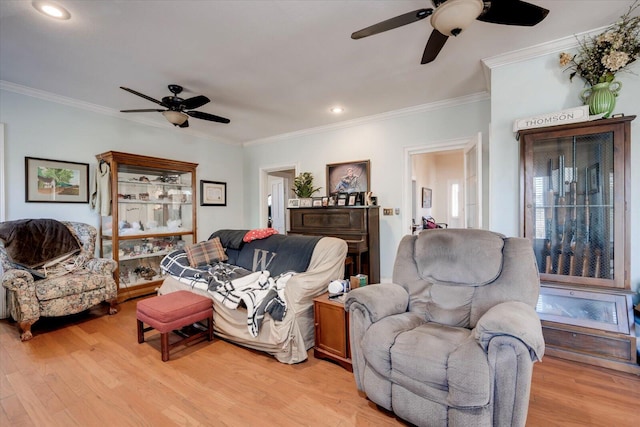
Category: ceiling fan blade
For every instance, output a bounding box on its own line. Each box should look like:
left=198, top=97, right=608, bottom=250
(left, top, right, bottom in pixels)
left=120, top=109, right=166, bottom=113
left=120, top=86, right=167, bottom=107
left=477, top=0, right=549, bottom=26
left=182, top=95, right=210, bottom=110
left=187, top=110, right=231, bottom=124
left=179, top=119, right=189, bottom=128
left=421, top=29, right=448, bottom=64
left=351, top=8, right=433, bottom=39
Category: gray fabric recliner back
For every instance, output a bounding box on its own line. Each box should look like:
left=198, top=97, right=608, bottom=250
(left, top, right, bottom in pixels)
left=393, top=229, right=539, bottom=329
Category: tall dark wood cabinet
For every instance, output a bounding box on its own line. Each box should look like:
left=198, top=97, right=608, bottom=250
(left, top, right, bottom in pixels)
left=518, top=116, right=638, bottom=374
left=288, top=207, right=380, bottom=283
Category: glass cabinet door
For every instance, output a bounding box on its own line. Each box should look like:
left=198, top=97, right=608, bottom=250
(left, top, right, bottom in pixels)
left=520, top=118, right=630, bottom=289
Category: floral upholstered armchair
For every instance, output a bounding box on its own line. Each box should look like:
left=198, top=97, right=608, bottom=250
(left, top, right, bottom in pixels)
left=0, top=219, right=118, bottom=341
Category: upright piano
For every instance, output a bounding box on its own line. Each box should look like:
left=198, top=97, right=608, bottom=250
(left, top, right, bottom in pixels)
left=288, top=206, right=380, bottom=284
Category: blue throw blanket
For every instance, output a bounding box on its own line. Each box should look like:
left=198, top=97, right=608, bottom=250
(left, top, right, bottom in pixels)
left=235, top=234, right=321, bottom=276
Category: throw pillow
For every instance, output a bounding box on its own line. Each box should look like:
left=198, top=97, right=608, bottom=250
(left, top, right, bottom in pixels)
left=243, top=228, right=279, bottom=243
left=184, top=237, right=228, bottom=267
left=0, top=218, right=81, bottom=269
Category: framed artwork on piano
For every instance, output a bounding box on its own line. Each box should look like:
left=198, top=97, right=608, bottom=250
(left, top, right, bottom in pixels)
left=327, top=160, right=370, bottom=195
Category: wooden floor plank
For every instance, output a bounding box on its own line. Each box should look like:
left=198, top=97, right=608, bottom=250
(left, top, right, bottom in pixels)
left=0, top=300, right=638, bottom=426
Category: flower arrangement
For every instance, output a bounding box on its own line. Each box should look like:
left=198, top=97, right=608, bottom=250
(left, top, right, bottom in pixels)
left=292, top=172, right=321, bottom=198
left=559, top=1, right=640, bottom=86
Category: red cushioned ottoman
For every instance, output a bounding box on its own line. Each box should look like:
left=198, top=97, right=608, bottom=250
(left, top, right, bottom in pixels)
left=136, top=290, right=213, bottom=361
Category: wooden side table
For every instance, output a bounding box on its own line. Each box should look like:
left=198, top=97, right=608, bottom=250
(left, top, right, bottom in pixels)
left=313, top=293, right=352, bottom=371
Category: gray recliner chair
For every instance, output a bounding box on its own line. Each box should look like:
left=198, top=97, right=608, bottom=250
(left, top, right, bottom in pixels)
left=345, top=229, right=544, bottom=427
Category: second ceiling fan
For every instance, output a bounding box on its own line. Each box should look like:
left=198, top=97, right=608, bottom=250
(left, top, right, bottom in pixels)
left=351, top=0, right=550, bottom=64
left=120, top=84, right=230, bottom=128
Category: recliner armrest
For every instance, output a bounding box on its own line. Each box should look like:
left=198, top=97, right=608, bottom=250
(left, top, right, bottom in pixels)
left=473, top=301, right=545, bottom=361
left=345, top=283, right=409, bottom=323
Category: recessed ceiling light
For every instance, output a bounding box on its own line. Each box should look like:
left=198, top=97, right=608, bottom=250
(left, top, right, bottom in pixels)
left=330, top=106, right=344, bottom=114
left=32, top=1, right=71, bottom=20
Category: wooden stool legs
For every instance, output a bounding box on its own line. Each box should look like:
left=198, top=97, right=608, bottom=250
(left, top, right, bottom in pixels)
left=137, top=314, right=213, bottom=362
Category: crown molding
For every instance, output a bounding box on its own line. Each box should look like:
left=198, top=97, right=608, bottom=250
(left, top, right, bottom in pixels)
left=0, top=80, right=232, bottom=145
left=243, top=91, right=490, bottom=146
left=482, top=25, right=608, bottom=70
left=480, top=25, right=608, bottom=93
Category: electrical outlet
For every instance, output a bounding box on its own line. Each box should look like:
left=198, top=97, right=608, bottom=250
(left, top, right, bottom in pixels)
left=383, top=208, right=393, bottom=215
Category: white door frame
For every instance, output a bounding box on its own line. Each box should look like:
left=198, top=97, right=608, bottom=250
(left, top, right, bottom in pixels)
left=402, top=137, right=473, bottom=234
left=259, top=162, right=299, bottom=229
left=464, top=132, right=483, bottom=228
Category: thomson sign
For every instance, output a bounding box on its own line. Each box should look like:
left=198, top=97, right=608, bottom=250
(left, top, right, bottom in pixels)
left=513, top=105, right=590, bottom=133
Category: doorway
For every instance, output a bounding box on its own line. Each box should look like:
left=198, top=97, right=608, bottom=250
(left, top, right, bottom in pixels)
left=403, top=133, right=482, bottom=233
left=260, top=165, right=297, bottom=233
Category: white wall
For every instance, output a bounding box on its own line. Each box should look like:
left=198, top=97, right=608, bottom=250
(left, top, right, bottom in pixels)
left=0, top=89, right=245, bottom=241
left=488, top=52, right=640, bottom=293
left=243, top=99, right=491, bottom=281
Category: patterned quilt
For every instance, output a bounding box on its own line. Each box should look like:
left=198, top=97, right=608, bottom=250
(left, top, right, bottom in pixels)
left=160, top=250, right=293, bottom=336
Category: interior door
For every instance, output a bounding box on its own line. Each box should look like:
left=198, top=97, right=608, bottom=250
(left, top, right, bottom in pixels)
left=464, top=132, right=482, bottom=228
left=270, top=178, right=285, bottom=234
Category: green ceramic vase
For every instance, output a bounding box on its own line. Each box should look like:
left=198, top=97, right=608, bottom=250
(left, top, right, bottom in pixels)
left=580, top=81, right=622, bottom=118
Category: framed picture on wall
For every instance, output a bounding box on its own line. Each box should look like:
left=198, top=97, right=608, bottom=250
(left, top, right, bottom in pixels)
left=200, top=180, right=227, bottom=206
left=422, top=187, right=432, bottom=208
left=326, top=160, right=370, bottom=195
left=25, top=157, right=89, bottom=203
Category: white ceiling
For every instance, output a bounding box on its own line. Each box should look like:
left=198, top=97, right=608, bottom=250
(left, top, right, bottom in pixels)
left=0, top=1, right=636, bottom=144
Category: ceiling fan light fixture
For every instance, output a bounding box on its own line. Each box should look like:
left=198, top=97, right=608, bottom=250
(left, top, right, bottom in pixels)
left=431, top=0, right=483, bottom=36
left=162, top=110, right=188, bottom=126
left=32, top=1, right=71, bottom=20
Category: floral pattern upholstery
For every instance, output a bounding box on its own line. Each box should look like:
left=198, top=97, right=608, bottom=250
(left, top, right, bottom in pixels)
left=1, top=221, right=118, bottom=340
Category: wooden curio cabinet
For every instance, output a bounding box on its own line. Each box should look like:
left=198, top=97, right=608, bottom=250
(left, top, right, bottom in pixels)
left=519, top=116, right=638, bottom=374
left=96, top=151, right=198, bottom=302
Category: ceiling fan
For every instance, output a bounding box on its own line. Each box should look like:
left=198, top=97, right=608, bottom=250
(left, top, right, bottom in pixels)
left=119, top=84, right=230, bottom=128
left=351, top=0, right=549, bottom=64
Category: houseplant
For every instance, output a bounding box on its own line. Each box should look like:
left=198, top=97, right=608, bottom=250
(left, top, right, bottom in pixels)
left=559, top=1, right=640, bottom=117
left=292, top=172, right=321, bottom=198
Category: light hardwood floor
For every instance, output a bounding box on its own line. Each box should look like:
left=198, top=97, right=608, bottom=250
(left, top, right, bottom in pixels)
left=1, top=300, right=638, bottom=426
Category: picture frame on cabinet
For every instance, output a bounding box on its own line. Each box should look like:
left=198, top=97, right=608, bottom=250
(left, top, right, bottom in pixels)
left=287, top=199, right=300, bottom=208
left=200, top=180, right=227, bottom=206
left=312, top=197, right=323, bottom=207
left=288, top=198, right=300, bottom=208
left=25, top=156, right=89, bottom=203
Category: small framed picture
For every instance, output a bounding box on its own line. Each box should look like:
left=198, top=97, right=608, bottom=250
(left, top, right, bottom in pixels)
left=312, top=197, right=323, bottom=207
left=321, top=196, right=329, bottom=207
left=328, top=196, right=336, bottom=206
left=348, top=194, right=357, bottom=206
left=200, top=180, right=227, bottom=206
left=337, top=193, right=347, bottom=206
left=422, top=187, right=432, bottom=208
left=288, top=199, right=300, bottom=208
